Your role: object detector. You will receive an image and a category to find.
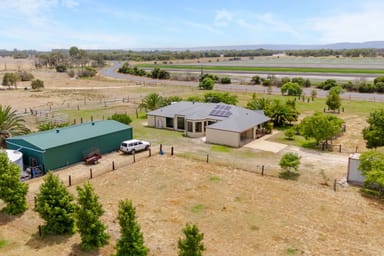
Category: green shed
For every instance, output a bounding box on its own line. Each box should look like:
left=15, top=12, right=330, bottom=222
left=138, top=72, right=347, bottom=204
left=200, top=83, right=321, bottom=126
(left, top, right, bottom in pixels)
left=6, top=120, right=132, bottom=172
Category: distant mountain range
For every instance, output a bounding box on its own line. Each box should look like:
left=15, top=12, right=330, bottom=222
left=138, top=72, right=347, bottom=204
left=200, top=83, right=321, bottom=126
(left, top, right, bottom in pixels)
left=132, top=41, right=384, bottom=51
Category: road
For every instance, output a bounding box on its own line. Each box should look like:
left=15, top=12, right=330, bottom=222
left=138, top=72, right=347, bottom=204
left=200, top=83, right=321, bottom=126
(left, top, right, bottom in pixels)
left=99, top=62, right=384, bottom=102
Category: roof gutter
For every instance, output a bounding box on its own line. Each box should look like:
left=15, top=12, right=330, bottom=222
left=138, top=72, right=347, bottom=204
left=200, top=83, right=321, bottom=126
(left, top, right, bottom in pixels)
left=6, top=141, right=46, bottom=153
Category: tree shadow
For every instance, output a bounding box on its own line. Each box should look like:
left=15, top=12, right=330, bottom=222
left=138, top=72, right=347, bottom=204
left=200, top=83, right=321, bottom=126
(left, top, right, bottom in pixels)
left=71, top=243, right=102, bottom=256
left=26, top=230, right=72, bottom=250
left=0, top=211, right=23, bottom=225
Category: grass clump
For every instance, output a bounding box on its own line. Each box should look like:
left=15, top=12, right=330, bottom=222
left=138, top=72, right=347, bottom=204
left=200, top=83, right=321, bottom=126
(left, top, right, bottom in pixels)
left=210, top=145, right=231, bottom=152
left=209, top=175, right=221, bottom=182
left=191, top=204, right=205, bottom=214
left=0, top=239, right=8, bottom=248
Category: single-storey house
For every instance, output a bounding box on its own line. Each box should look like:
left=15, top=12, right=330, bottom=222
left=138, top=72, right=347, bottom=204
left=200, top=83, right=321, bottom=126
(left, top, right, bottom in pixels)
left=6, top=120, right=132, bottom=172
left=147, top=101, right=270, bottom=147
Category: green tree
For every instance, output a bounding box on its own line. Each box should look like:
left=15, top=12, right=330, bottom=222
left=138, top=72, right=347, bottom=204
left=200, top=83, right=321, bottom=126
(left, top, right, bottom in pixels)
left=2, top=73, right=20, bottom=89
left=199, top=77, right=214, bottom=90
left=18, top=71, right=34, bottom=81
left=250, top=75, right=261, bottom=84
left=300, top=112, right=344, bottom=145
left=279, top=152, right=301, bottom=180
left=281, top=82, right=302, bottom=96
left=326, top=87, right=342, bottom=111
left=319, top=79, right=337, bottom=90
left=75, top=183, right=110, bottom=251
left=178, top=223, right=205, bottom=256
left=38, top=121, right=69, bottom=131
left=0, top=105, right=30, bottom=147
left=115, top=199, right=148, bottom=256
left=0, top=153, right=28, bottom=215
left=374, top=75, right=384, bottom=85
left=363, top=109, right=384, bottom=148
left=138, top=93, right=166, bottom=111
left=359, top=150, right=384, bottom=195
left=203, top=92, right=238, bottom=105
left=220, top=77, right=231, bottom=84
left=150, top=68, right=170, bottom=79
left=109, top=113, right=132, bottom=125
left=265, top=99, right=299, bottom=127
left=31, top=79, right=44, bottom=90
left=246, top=97, right=271, bottom=111
left=35, top=172, right=75, bottom=235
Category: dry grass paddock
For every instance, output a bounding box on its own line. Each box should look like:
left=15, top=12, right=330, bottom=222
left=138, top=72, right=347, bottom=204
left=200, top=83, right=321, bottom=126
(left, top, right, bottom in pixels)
left=1, top=154, right=384, bottom=256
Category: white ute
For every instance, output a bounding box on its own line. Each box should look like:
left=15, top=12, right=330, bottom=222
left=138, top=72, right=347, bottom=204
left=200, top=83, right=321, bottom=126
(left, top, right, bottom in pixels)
left=120, top=139, right=150, bottom=154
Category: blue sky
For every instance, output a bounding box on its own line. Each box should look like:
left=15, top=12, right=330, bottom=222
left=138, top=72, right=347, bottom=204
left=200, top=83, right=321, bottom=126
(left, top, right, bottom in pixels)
left=0, top=0, right=383, bottom=50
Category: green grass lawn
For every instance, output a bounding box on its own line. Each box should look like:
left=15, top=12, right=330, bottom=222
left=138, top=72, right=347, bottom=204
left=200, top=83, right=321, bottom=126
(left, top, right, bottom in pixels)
left=138, top=63, right=384, bottom=75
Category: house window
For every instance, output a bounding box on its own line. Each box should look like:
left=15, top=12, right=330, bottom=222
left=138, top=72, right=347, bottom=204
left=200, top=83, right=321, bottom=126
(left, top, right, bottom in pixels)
left=166, top=117, right=173, bottom=128
left=187, top=122, right=193, bottom=132
left=177, top=117, right=185, bottom=130
left=195, top=122, right=202, bottom=132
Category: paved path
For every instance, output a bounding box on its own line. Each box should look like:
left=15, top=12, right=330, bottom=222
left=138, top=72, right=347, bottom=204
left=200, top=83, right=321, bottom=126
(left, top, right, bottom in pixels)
left=99, top=62, right=384, bottom=102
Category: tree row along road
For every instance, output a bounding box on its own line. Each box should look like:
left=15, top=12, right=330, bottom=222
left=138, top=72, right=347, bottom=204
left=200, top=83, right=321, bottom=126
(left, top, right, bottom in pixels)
left=99, top=62, right=384, bottom=102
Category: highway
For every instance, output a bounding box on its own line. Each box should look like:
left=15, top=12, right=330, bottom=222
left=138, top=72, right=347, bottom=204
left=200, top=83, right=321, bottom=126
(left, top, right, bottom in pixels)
left=99, top=62, right=384, bottom=102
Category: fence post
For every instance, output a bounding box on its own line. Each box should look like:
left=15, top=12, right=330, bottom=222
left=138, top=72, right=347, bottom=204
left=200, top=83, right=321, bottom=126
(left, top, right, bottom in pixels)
left=261, top=165, right=264, bottom=176
left=90, top=168, right=93, bottom=179
left=148, top=148, right=151, bottom=157
left=112, top=161, right=115, bottom=170
left=133, top=151, right=136, bottom=163
left=339, top=144, right=342, bottom=152
left=68, top=175, right=72, bottom=187
left=160, top=144, right=163, bottom=155
left=171, top=146, right=174, bottom=156
left=333, top=179, right=337, bottom=192
left=206, top=154, right=209, bottom=163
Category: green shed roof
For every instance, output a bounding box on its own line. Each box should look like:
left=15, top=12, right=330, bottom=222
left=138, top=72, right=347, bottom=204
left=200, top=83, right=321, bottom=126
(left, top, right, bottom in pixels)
left=7, top=120, right=132, bottom=150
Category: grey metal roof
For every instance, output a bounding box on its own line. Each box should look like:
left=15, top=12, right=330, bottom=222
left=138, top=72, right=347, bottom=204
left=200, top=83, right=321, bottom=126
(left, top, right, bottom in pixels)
left=148, top=101, right=270, bottom=133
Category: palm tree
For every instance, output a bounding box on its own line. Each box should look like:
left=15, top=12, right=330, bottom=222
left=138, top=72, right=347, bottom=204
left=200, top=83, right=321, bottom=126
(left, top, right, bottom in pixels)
left=138, top=93, right=166, bottom=111
left=0, top=105, right=30, bottom=147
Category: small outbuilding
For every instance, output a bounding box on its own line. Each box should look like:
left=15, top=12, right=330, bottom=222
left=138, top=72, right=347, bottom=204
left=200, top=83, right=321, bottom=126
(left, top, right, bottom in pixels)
left=6, top=120, right=132, bottom=172
left=347, top=153, right=365, bottom=185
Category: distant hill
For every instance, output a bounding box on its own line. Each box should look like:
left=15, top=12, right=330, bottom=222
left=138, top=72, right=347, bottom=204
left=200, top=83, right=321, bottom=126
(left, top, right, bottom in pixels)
left=132, top=41, right=384, bottom=51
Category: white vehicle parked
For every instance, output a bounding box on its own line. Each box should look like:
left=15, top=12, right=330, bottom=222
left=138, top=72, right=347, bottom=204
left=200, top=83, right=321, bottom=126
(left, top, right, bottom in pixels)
left=120, top=139, right=150, bottom=154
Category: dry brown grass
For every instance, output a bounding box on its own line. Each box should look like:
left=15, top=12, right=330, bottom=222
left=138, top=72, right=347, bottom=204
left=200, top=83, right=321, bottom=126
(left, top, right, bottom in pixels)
left=1, top=154, right=383, bottom=256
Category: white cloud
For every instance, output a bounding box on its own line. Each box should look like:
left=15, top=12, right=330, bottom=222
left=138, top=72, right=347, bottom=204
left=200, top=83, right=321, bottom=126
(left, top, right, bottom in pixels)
left=212, top=9, right=299, bottom=39
left=61, top=0, right=78, bottom=8
left=214, top=9, right=233, bottom=27
left=310, top=2, right=384, bottom=43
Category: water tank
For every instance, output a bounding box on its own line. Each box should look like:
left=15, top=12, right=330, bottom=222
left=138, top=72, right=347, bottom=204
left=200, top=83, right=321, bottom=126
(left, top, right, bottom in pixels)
left=5, top=150, right=24, bottom=172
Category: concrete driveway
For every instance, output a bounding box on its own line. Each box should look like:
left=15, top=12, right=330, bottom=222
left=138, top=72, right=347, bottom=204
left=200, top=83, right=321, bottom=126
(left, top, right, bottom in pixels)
left=244, top=132, right=288, bottom=153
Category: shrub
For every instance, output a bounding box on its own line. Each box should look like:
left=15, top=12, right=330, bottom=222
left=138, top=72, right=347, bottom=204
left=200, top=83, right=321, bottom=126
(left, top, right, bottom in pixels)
left=78, top=67, right=97, bottom=78
left=55, top=65, right=67, bottom=72
left=67, top=69, right=75, bottom=78
left=251, top=75, right=261, bottom=84
left=199, top=77, right=214, bottom=90
left=109, top=113, right=132, bottom=125
left=31, top=79, right=44, bottom=90
left=284, top=128, right=295, bottom=140
left=18, top=71, right=34, bottom=81
left=220, top=77, right=231, bottom=84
